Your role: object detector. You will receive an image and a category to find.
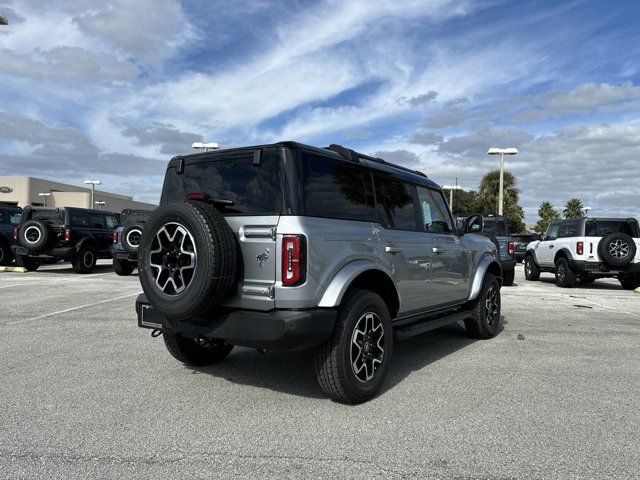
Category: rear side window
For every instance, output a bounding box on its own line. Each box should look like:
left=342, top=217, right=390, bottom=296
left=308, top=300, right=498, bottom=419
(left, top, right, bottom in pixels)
left=162, top=154, right=282, bottom=215
left=374, top=175, right=419, bottom=231
left=71, top=212, right=91, bottom=227
left=301, top=153, right=376, bottom=222
left=90, top=214, right=105, bottom=229
left=483, top=218, right=507, bottom=236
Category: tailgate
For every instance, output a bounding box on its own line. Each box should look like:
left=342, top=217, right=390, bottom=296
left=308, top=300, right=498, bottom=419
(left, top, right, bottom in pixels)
left=221, top=215, right=279, bottom=310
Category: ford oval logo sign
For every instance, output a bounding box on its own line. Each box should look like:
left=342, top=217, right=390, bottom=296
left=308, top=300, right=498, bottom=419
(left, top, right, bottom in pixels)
left=0, top=186, right=13, bottom=194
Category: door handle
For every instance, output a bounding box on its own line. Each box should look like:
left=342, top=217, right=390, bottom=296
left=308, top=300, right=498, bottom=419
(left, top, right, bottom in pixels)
left=385, top=246, right=403, bottom=254
left=432, top=247, right=446, bottom=254
left=549, top=244, right=554, bottom=249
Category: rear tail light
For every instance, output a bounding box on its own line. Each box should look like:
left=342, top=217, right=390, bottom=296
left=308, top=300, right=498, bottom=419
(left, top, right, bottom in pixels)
left=282, top=235, right=306, bottom=286
left=577, top=241, right=584, bottom=255
left=113, top=230, right=119, bottom=244
left=64, top=228, right=71, bottom=243
left=13, top=227, right=18, bottom=241
left=508, top=241, right=515, bottom=255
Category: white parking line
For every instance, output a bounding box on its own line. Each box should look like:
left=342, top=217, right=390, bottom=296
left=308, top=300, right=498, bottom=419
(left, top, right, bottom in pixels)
left=6, top=293, right=139, bottom=326
left=0, top=272, right=115, bottom=290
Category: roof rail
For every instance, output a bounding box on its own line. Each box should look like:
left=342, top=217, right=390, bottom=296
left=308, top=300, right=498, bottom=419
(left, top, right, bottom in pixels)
left=325, top=144, right=427, bottom=178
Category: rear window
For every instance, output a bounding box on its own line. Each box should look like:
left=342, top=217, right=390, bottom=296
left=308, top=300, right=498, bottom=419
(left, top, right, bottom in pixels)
left=585, top=220, right=639, bottom=237
left=161, top=154, right=282, bottom=215
left=120, top=210, right=152, bottom=227
left=483, top=218, right=507, bottom=236
left=29, top=209, right=63, bottom=224
left=301, top=153, right=376, bottom=222
left=0, top=209, right=21, bottom=224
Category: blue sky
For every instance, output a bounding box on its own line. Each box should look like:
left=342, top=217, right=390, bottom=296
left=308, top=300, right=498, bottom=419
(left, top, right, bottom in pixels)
left=1, top=0, right=640, bottom=223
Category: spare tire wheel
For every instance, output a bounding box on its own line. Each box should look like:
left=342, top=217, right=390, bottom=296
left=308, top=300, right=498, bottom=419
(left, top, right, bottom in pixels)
left=19, top=220, right=50, bottom=251
left=122, top=224, right=144, bottom=254
left=138, top=200, right=237, bottom=321
left=598, top=232, right=636, bottom=268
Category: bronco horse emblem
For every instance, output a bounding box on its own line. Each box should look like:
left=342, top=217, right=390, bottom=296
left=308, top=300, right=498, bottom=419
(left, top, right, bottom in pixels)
left=256, top=249, right=270, bottom=267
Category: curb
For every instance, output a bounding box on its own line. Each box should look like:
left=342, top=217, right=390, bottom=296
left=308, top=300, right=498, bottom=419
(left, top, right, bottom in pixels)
left=0, top=266, right=27, bottom=273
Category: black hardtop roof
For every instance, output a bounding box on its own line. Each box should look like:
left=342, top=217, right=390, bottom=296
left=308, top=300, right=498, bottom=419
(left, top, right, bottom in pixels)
left=168, top=141, right=439, bottom=189
left=25, top=206, right=117, bottom=215
left=551, top=217, right=638, bottom=224
left=455, top=213, right=506, bottom=220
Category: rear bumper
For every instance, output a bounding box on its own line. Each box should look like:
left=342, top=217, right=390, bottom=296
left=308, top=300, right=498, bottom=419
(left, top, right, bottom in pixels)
left=113, top=248, right=137, bottom=261
left=12, top=245, right=75, bottom=258
left=570, top=260, right=640, bottom=275
left=136, top=293, right=337, bottom=351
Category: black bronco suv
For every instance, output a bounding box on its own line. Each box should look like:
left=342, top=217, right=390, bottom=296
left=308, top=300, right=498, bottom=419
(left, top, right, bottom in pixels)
left=13, top=207, right=119, bottom=273
left=0, top=204, right=22, bottom=265
left=112, top=209, right=153, bottom=276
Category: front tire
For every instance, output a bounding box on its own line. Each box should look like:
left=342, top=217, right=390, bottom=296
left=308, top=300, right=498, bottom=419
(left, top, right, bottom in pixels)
left=524, top=255, right=540, bottom=281
left=314, top=289, right=393, bottom=404
left=72, top=245, right=97, bottom=274
left=555, top=257, right=576, bottom=288
left=465, top=273, right=501, bottom=339
left=113, top=257, right=135, bottom=276
left=619, top=275, right=640, bottom=291
left=163, top=332, right=233, bottom=366
left=0, top=241, right=12, bottom=266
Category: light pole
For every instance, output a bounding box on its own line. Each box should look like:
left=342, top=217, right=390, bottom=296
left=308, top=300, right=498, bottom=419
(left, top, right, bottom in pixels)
left=94, top=201, right=106, bottom=211
left=442, top=179, right=462, bottom=211
left=38, top=192, right=52, bottom=207
left=192, top=142, right=220, bottom=152
left=487, top=147, right=518, bottom=216
left=582, top=206, right=591, bottom=216
left=84, top=180, right=101, bottom=209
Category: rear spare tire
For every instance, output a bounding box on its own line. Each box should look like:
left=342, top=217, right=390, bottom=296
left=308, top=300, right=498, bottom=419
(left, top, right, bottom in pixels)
left=121, top=224, right=144, bottom=255
left=138, top=200, right=237, bottom=321
left=19, top=220, right=50, bottom=252
left=598, top=232, right=636, bottom=268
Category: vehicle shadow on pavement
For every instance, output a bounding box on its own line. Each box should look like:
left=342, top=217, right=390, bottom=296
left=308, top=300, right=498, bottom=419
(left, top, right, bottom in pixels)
left=192, top=321, right=502, bottom=401
left=36, top=264, right=116, bottom=274
left=537, top=277, right=623, bottom=290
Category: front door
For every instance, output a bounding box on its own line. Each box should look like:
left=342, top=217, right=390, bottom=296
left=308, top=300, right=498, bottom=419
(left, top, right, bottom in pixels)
left=417, top=187, right=469, bottom=307
left=536, top=223, right=560, bottom=266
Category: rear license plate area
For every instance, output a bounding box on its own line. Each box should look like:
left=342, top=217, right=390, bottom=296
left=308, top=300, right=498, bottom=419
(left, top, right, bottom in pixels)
left=139, top=304, right=165, bottom=329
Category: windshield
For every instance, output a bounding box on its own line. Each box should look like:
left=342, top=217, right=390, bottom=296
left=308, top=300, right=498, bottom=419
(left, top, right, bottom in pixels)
left=585, top=219, right=639, bottom=237
left=161, top=154, right=282, bottom=215
left=120, top=210, right=152, bottom=227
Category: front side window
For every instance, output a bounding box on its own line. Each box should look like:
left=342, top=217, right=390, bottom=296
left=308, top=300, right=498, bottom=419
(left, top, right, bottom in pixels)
left=545, top=224, right=560, bottom=241
left=417, top=187, right=454, bottom=233
left=162, top=154, right=282, bottom=215
left=373, top=174, right=419, bottom=231
left=301, top=153, right=375, bottom=222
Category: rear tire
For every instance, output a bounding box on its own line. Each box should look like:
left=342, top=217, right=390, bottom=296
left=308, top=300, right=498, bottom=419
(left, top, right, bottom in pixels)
left=15, top=256, right=41, bottom=271
left=524, top=255, right=540, bottom=281
left=502, top=268, right=515, bottom=286
left=555, top=257, right=576, bottom=288
left=113, top=257, right=135, bottom=276
left=313, top=289, right=393, bottom=404
left=465, top=273, right=501, bottom=339
left=619, top=275, right=640, bottom=290
left=0, top=241, right=12, bottom=266
left=163, top=332, right=233, bottom=366
left=72, top=245, right=97, bottom=274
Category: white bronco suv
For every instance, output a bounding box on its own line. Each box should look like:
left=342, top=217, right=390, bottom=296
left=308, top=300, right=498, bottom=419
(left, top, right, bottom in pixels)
left=524, top=217, right=640, bottom=289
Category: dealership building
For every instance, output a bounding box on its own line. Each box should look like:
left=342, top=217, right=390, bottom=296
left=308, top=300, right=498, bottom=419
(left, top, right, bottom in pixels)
left=0, top=176, right=156, bottom=212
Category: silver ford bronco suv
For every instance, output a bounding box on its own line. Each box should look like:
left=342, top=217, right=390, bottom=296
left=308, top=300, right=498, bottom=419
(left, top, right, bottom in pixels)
left=135, top=142, right=503, bottom=403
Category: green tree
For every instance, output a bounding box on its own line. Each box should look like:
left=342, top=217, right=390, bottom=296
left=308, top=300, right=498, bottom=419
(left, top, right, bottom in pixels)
left=476, top=170, right=525, bottom=233
left=563, top=198, right=585, bottom=218
left=534, top=201, right=560, bottom=235
left=443, top=188, right=478, bottom=215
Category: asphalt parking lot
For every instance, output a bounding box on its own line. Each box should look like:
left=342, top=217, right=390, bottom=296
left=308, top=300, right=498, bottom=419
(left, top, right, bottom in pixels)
left=1, top=262, right=639, bottom=479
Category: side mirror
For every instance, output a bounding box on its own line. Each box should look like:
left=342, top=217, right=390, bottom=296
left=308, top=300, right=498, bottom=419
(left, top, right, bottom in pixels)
left=465, top=215, right=483, bottom=233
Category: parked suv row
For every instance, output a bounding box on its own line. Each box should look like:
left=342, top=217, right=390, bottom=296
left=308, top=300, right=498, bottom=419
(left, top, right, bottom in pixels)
left=135, top=141, right=504, bottom=403
left=525, top=217, right=640, bottom=289
left=12, top=207, right=118, bottom=273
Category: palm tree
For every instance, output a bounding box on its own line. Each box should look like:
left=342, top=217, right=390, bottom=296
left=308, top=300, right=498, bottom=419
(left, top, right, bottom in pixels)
left=477, top=170, right=520, bottom=214
left=563, top=198, right=585, bottom=218
left=534, top=201, right=560, bottom=234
